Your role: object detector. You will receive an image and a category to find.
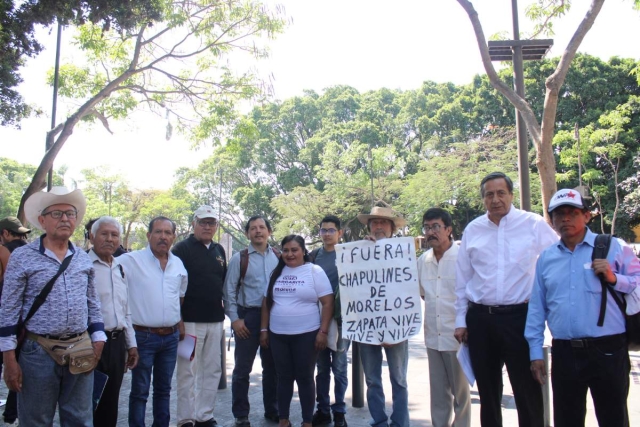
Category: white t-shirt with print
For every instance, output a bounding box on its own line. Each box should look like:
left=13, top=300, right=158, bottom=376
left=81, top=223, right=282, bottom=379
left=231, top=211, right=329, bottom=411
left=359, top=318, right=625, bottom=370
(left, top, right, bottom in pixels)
left=268, top=263, right=333, bottom=334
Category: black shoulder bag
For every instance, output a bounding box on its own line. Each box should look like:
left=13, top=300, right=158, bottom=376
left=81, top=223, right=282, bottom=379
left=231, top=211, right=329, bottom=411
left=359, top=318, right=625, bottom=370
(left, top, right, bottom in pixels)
left=16, top=255, right=73, bottom=352
left=593, top=234, right=640, bottom=351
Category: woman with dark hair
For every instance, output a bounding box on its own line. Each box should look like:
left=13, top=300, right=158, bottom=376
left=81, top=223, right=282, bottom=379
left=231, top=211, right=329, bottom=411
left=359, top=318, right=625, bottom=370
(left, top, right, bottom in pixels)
left=260, top=235, right=334, bottom=427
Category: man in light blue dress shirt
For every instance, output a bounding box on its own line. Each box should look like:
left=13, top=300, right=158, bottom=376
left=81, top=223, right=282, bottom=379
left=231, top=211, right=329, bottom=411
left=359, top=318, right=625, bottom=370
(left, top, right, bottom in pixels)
left=223, top=216, right=280, bottom=427
left=525, top=188, right=640, bottom=427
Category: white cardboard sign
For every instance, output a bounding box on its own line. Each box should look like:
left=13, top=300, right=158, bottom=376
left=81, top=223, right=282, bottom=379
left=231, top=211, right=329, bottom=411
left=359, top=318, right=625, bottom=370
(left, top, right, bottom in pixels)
left=336, top=237, right=422, bottom=345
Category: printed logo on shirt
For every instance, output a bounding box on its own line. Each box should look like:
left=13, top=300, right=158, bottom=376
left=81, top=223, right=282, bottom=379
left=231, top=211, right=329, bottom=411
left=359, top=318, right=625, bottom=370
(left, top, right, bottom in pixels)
left=275, top=274, right=305, bottom=293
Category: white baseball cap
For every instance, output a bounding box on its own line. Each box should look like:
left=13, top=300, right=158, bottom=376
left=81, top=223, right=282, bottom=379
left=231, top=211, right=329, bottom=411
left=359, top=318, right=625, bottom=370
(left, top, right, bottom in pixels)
left=193, top=205, right=219, bottom=220
left=548, top=189, right=586, bottom=213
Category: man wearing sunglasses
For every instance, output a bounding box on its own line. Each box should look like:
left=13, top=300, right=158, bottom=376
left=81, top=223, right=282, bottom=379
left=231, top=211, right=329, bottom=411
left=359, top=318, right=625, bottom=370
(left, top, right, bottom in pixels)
left=310, top=215, right=349, bottom=427
left=172, top=206, right=228, bottom=427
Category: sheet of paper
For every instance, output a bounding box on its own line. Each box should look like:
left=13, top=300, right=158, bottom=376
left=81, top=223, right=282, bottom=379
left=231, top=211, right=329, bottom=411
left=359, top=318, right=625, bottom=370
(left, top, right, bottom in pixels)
left=178, top=334, right=197, bottom=361
left=456, top=344, right=475, bottom=387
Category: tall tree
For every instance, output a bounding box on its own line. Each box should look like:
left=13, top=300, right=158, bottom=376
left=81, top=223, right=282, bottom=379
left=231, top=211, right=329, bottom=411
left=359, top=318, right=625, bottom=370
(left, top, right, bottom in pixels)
left=454, top=0, right=635, bottom=218
left=0, top=0, right=164, bottom=126
left=15, top=0, right=286, bottom=224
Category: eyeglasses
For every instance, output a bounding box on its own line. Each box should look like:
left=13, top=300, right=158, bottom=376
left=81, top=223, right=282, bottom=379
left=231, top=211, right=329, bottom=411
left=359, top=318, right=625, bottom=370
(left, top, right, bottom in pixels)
left=421, top=224, right=443, bottom=234
left=197, top=219, right=218, bottom=228
left=42, top=210, right=77, bottom=220
left=319, top=228, right=338, bottom=235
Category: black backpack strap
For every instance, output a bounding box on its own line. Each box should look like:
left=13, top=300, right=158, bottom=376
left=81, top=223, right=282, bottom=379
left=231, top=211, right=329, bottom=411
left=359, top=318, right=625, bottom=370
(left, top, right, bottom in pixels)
left=271, top=247, right=281, bottom=258
left=308, top=248, right=320, bottom=263
left=23, top=254, right=73, bottom=326
left=594, top=234, right=612, bottom=327
left=236, top=249, right=249, bottom=292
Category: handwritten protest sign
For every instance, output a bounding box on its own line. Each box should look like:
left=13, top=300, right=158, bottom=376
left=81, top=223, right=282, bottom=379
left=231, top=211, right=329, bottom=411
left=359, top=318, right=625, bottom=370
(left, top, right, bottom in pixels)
left=336, top=237, right=421, bottom=345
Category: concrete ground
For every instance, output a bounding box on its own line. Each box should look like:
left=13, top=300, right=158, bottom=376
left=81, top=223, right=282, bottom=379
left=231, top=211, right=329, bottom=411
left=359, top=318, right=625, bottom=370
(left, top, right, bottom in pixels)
left=2, top=323, right=640, bottom=426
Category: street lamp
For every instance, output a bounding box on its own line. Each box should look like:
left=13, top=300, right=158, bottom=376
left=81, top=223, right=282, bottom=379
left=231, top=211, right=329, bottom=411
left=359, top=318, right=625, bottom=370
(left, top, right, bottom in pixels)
left=487, top=0, right=553, bottom=212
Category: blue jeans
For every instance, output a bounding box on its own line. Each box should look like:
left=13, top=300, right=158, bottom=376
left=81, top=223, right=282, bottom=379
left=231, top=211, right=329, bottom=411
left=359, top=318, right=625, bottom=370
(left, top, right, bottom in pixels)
left=316, top=327, right=350, bottom=414
left=359, top=340, right=409, bottom=427
left=129, top=330, right=179, bottom=427
left=18, top=338, right=93, bottom=426
left=232, top=306, right=278, bottom=418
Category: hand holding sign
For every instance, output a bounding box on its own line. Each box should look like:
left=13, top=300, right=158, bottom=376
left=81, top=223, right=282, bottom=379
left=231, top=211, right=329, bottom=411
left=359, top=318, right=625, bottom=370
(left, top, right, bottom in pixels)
left=336, top=236, right=422, bottom=345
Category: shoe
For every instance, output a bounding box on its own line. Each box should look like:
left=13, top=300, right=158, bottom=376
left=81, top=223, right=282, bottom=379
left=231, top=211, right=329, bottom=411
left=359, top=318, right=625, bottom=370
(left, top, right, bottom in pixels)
left=264, top=413, right=280, bottom=422
left=195, top=419, right=218, bottom=427
left=179, top=423, right=195, bottom=427
left=311, top=410, right=332, bottom=426
left=333, top=412, right=348, bottom=427
left=235, top=417, right=251, bottom=427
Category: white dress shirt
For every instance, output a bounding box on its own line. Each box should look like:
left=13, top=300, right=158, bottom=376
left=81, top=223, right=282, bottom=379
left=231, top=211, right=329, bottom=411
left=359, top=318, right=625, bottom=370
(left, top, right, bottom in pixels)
left=89, top=250, right=137, bottom=349
left=418, top=243, right=460, bottom=352
left=455, top=205, right=558, bottom=328
left=118, top=246, right=188, bottom=327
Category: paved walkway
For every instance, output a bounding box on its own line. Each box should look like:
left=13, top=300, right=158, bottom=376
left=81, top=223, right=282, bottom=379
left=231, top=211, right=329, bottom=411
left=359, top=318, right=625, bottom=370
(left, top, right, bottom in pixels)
left=3, top=326, right=640, bottom=426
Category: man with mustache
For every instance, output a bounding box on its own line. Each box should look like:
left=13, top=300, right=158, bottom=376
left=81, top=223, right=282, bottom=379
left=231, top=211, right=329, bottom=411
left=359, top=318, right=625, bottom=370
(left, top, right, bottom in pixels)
left=355, top=206, right=410, bottom=427
left=0, top=186, right=106, bottom=426
left=454, top=172, right=558, bottom=427
left=223, top=215, right=279, bottom=427
left=88, top=216, right=139, bottom=427
left=525, top=189, right=640, bottom=427
left=417, top=208, right=470, bottom=427
left=118, top=217, right=188, bottom=427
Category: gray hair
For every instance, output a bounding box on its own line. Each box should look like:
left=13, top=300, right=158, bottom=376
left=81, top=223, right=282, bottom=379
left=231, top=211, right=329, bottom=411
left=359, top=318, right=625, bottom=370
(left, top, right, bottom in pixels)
left=91, top=216, right=123, bottom=237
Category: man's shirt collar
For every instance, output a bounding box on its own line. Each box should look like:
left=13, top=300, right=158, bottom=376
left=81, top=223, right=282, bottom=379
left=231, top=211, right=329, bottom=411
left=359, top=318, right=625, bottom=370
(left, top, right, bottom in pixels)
left=38, top=234, right=75, bottom=255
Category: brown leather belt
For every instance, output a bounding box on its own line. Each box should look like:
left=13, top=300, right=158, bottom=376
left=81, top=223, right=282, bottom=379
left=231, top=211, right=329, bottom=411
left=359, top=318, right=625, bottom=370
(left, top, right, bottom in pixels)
left=133, top=324, right=179, bottom=336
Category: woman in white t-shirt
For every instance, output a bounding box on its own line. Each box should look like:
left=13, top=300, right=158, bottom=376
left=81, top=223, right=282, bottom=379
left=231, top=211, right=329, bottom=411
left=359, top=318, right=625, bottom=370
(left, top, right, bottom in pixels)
left=260, top=235, right=334, bottom=427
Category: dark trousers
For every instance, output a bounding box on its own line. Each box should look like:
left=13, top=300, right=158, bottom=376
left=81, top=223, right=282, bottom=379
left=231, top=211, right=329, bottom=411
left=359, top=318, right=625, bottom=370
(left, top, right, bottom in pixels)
left=94, top=330, right=127, bottom=427
left=232, top=306, right=278, bottom=418
left=551, top=334, right=629, bottom=427
left=467, top=304, right=543, bottom=427
left=269, top=330, right=319, bottom=423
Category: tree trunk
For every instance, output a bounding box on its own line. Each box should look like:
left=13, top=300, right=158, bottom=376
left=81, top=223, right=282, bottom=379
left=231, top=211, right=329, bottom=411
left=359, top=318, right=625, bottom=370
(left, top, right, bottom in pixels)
left=456, top=0, right=605, bottom=219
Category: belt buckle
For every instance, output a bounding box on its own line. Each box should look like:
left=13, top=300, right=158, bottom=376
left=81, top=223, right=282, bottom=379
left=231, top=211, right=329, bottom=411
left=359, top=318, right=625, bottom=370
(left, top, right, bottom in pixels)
left=571, top=339, right=586, bottom=348
left=488, top=306, right=497, bottom=315
left=109, top=330, right=119, bottom=339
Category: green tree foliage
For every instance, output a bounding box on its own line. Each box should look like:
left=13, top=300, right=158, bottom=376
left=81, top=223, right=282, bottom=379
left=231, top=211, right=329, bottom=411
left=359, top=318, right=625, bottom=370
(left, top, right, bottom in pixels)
left=556, top=95, right=640, bottom=239
left=16, top=0, right=286, bottom=224
left=0, top=157, right=63, bottom=218
left=178, top=54, right=640, bottom=241
left=0, top=0, right=164, bottom=127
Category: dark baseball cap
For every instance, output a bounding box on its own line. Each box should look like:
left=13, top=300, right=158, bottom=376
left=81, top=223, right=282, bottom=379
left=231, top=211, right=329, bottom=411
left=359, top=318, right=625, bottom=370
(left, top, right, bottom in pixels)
left=0, top=217, right=31, bottom=234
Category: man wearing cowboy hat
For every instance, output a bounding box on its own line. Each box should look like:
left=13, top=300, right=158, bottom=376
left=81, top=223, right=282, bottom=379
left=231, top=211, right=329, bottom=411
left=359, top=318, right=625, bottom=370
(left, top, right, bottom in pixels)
left=355, top=206, right=410, bottom=427
left=0, top=186, right=106, bottom=426
left=454, top=172, right=557, bottom=427
left=525, top=188, right=640, bottom=427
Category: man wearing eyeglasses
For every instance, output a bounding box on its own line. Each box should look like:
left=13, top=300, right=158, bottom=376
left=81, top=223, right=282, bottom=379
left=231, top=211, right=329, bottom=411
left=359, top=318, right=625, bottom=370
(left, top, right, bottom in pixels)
left=417, top=208, right=470, bottom=427
left=172, top=206, right=228, bottom=427
left=310, top=215, right=349, bottom=427
left=0, top=186, right=106, bottom=426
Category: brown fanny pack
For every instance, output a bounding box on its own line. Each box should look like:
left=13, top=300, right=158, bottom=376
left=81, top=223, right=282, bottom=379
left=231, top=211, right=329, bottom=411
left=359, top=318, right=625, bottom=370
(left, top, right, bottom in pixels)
left=27, top=331, right=97, bottom=374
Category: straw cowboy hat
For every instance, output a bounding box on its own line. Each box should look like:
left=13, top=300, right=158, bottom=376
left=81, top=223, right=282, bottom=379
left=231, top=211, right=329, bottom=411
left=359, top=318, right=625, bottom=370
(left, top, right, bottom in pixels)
left=356, top=206, right=407, bottom=229
left=24, top=186, right=87, bottom=231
